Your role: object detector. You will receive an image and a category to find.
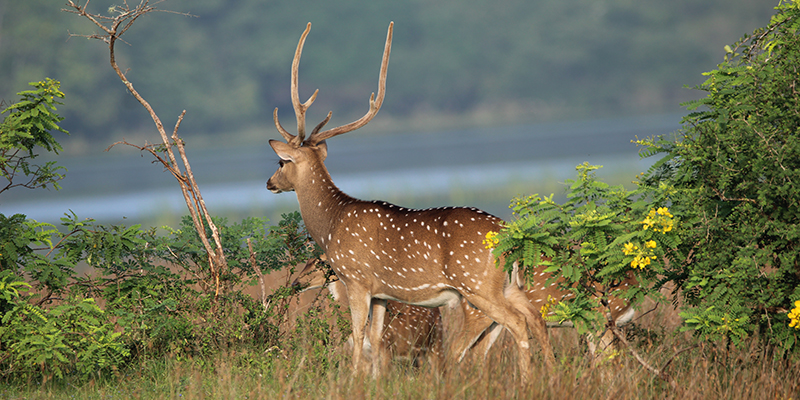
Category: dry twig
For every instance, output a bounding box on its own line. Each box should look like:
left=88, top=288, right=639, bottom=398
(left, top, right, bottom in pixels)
left=63, top=0, right=228, bottom=297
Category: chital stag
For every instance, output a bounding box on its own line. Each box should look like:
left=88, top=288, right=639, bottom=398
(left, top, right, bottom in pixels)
left=455, top=263, right=637, bottom=361
left=292, top=257, right=443, bottom=368
left=266, top=22, right=555, bottom=377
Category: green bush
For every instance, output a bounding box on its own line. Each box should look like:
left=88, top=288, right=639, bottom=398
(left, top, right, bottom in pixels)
left=0, top=79, right=329, bottom=383
left=1, top=296, right=129, bottom=382
left=637, top=0, right=800, bottom=352
left=492, top=163, right=677, bottom=337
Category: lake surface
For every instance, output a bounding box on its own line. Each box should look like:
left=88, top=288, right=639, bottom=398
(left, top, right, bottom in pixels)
left=2, top=114, right=681, bottom=225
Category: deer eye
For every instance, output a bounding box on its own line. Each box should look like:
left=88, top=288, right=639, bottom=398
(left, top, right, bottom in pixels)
left=278, top=159, right=290, bottom=167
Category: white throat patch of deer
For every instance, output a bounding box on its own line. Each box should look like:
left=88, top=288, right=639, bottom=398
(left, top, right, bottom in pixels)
left=267, top=22, right=555, bottom=377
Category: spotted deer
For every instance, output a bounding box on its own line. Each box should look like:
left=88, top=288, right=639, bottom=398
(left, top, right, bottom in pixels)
left=292, top=257, right=443, bottom=368
left=266, top=22, right=555, bottom=377
left=455, top=263, right=637, bottom=361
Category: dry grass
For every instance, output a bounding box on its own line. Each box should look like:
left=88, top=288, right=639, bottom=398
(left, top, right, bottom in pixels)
left=5, top=299, right=799, bottom=400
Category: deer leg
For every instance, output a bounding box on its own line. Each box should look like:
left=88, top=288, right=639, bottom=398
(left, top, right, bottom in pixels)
left=473, top=323, right=504, bottom=360
left=504, top=284, right=556, bottom=370
left=462, top=294, right=533, bottom=377
left=345, top=284, right=371, bottom=374
left=455, top=313, right=496, bottom=362
left=368, top=298, right=388, bottom=377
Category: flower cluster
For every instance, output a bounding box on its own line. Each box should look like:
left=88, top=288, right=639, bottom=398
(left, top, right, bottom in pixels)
left=641, top=207, right=674, bottom=233
left=622, top=240, right=657, bottom=269
left=540, top=295, right=558, bottom=318
left=483, top=231, right=499, bottom=250
left=789, top=300, right=800, bottom=329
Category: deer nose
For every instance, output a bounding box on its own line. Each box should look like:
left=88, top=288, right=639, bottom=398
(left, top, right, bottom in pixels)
left=266, top=179, right=281, bottom=193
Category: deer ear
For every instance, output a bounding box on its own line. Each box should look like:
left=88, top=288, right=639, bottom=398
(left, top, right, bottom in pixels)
left=315, top=140, right=328, bottom=161
left=270, top=140, right=296, bottom=162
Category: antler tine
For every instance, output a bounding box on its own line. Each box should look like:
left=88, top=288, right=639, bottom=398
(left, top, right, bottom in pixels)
left=274, top=22, right=320, bottom=146
left=307, top=22, right=393, bottom=145
left=273, top=107, right=295, bottom=143
left=310, top=111, right=333, bottom=137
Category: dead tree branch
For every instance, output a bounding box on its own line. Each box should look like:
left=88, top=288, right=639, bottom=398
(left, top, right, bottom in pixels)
left=609, top=323, right=689, bottom=395
left=64, top=0, right=228, bottom=298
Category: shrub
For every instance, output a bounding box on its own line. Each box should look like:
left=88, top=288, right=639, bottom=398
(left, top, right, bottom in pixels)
left=637, top=0, right=800, bottom=352
left=492, top=163, right=677, bottom=338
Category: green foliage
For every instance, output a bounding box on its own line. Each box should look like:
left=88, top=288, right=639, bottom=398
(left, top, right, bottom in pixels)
left=1, top=296, right=129, bottom=382
left=0, top=211, right=151, bottom=299
left=0, top=78, right=67, bottom=194
left=0, top=270, right=31, bottom=315
left=636, top=0, right=800, bottom=352
left=493, top=163, right=680, bottom=335
left=0, top=210, right=322, bottom=384
left=158, top=212, right=319, bottom=295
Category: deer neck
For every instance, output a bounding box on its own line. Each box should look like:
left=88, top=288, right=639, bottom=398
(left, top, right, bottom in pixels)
left=293, top=161, right=354, bottom=249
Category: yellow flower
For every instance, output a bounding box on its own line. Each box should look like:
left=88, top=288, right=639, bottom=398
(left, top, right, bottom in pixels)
left=645, top=240, right=657, bottom=249
left=788, top=300, right=800, bottom=330
left=540, top=295, right=558, bottom=317
left=630, top=254, right=652, bottom=269
left=641, top=207, right=675, bottom=234
left=483, top=231, right=499, bottom=250
left=622, top=242, right=637, bottom=255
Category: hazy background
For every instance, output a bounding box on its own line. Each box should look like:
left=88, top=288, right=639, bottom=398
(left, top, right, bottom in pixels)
left=0, top=0, right=778, bottom=227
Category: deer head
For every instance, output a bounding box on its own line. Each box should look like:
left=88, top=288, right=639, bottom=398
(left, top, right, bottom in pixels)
left=266, top=22, right=555, bottom=378
left=267, top=22, right=391, bottom=194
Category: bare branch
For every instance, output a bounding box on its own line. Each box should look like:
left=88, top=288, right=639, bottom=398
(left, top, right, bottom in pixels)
left=247, top=238, right=268, bottom=310
left=66, top=0, right=227, bottom=298
left=609, top=324, right=683, bottom=394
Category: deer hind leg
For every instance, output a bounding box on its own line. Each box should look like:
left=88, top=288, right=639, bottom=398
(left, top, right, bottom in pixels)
left=474, top=322, right=504, bottom=360
left=589, top=306, right=636, bottom=363
left=462, top=294, right=534, bottom=377
left=453, top=304, right=496, bottom=363
left=504, top=284, right=556, bottom=370
left=368, top=298, right=388, bottom=377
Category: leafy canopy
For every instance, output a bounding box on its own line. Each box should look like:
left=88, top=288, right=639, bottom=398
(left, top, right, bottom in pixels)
left=0, top=78, right=68, bottom=195
left=637, top=0, right=800, bottom=352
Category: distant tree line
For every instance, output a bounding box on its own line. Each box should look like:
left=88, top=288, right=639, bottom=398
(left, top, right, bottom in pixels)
left=0, top=0, right=775, bottom=146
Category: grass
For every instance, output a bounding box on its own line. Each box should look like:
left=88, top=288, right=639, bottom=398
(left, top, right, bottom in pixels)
left=3, top=300, right=800, bottom=400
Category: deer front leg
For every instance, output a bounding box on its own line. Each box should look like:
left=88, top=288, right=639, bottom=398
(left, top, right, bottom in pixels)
left=346, top=284, right=372, bottom=374
left=368, top=298, right=388, bottom=377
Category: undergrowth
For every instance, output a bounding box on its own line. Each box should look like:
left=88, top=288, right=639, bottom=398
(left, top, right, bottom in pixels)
left=3, top=302, right=799, bottom=400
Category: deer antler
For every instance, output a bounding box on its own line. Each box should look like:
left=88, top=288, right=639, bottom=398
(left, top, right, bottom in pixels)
left=273, top=22, right=393, bottom=147
left=274, top=22, right=319, bottom=146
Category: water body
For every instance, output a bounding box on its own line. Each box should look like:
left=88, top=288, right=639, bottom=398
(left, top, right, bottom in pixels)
left=2, top=114, right=681, bottom=225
